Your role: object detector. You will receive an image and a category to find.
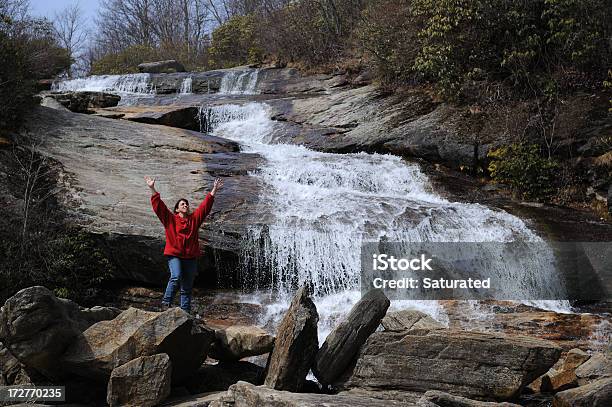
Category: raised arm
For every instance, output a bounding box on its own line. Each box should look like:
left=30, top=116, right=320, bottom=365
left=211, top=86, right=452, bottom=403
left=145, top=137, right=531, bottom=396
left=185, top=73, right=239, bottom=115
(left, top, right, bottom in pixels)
left=145, top=176, right=172, bottom=226
left=193, top=178, right=224, bottom=227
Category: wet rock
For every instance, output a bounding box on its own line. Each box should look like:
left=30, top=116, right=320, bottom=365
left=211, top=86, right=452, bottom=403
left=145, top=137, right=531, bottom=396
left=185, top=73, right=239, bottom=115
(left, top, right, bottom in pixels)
left=382, top=309, right=445, bottom=332
left=537, top=348, right=591, bottom=392
left=185, top=361, right=264, bottom=393
left=210, top=381, right=407, bottom=407
left=139, top=60, right=185, bottom=73
left=208, top=325, right=275, bottom=362
left=0, top=286, right=118, bottom=378
left=107, top=353, right=172, bottom=407
left=343, top=329, right=561, bottom=401
left=313, top=289, right=390, bottom=385
left=40, top=96, right=70, bottom=111
left=63, top=307, right=214, bottom=383
left=420, top=390, right=522, bottom=406
left=552, top=377, right=612, bottom=407
left=264, top=286, right=319, bottom=391
left=575, top=352, right=612, bottom=385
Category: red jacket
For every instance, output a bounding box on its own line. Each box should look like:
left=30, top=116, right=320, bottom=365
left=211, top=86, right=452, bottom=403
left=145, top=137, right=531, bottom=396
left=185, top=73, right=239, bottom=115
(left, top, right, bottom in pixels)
left=151, top=192, right=215, bottom=258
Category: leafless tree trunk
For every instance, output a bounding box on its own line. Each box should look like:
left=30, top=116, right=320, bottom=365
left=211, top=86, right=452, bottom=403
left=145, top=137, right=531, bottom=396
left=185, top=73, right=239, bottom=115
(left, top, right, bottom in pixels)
left=53, top=2, right=88, bottom=77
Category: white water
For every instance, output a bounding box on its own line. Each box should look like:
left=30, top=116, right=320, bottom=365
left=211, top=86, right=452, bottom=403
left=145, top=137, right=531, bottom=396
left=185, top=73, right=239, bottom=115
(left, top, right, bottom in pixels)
left=51, top=73, right=156, bottom=105
left=219, top=69, right=260, bottom=94
left=200, top=102, right=571, bottom=341
left=179, top=77, right=192, bottom=94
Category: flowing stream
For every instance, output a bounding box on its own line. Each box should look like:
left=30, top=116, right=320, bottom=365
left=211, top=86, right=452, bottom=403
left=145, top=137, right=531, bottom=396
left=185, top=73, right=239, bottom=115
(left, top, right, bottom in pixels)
left=53, top=69, right=574, bottom=341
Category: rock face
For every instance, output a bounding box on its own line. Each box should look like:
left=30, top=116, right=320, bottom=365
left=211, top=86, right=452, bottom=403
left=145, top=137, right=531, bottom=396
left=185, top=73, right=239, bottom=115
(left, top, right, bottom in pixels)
left=63, top=307, right=214, bottom=383
left=382, top=309, right=445, bottom=331
left=264, top=286, right=319, bottom=391
left=138, top=60, right=186, bottom=73
left=420, top=390, right=521, bottom=407
left=26, top=106, right=264, bottom=286
left=313, top=289, right=390, bottom=385
left=107, top=353, right=172, bottom=407
left=210, top=381, right=407, bottom=407
left=575, top=352, right=612, bottom=385
left=99, top=105, right=201, bottom=131
left=0, top=342, right=33, bottom=385
left=185, top=361, right=264, bottom=393
left=553, top=377, right=612, bottom=407
left=343, top=329, right=562, bottom=401
left=0, top=286, right=119, bottom=378
left=208, top=325, right=275, bottom=362
left=43, top=91, right=121, bottom=112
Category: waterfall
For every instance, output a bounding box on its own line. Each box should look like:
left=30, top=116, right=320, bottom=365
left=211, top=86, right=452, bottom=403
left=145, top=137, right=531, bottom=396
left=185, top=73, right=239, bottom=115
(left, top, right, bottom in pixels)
left=218, top=69, right=260, bottom=94
left=179, top=77, right=192, bottom=94
left=51, top=73, right=156, bottom=105
left=199, top=102, right=571, bottom=339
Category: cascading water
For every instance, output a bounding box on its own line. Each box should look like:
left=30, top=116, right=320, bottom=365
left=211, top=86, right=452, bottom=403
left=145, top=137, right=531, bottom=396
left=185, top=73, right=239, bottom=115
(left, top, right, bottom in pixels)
left=179, top=77, right=192, bottom=94
left=51, top=73, right=156, bottom=105
left=218, top=69, right=260, bottom=94
left=204, top=102, right=571, bottom=340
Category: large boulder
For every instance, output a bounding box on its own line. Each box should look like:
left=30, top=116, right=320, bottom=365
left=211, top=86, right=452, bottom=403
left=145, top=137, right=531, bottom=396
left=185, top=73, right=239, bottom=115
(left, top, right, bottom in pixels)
left=107, top=353, right=172, bottom=407
left=264, top=286, right=319, bottom=391
left=138, top=60, right=185, bottom=73
left=0, top=286, right=119, bottom=378
left=343, top=329, right=562, bottom=401
left=208, top=325, right=275, bottom=362
left=185, top=361, right=264, bottom=394
left=382, top=309, right=445, bottom=332
left=575, top=351, right=612, bottom=385
left=313, top=289, right=389, bottom=385
left=63, top=307, right=214, bottom=383
left=537, top=348, right=591, bottom=392
left=210, top=381, right=407, bottom=407
left=419, top=390, right=522, bottom=407
left=44, top=91, right=121, bottom=112
left=553, top=377, right=612, bottom=407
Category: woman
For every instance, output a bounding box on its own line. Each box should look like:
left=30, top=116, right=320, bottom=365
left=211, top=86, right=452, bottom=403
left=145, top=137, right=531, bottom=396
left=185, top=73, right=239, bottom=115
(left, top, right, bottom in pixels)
left=145, top=175, right=223, bottom=313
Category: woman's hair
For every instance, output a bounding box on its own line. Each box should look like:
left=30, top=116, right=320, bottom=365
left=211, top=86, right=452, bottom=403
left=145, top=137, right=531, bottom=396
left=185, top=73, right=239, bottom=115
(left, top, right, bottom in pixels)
left=173, top=198, right=189, bottom=213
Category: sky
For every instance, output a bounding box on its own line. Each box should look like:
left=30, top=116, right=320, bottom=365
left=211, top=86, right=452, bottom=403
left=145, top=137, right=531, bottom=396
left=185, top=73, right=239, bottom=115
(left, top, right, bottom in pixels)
left=29, top=0, right=101, bottom=31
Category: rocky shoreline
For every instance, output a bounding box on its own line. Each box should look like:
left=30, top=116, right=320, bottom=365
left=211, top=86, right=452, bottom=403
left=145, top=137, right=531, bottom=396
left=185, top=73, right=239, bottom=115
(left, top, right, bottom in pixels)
left=1, top=286, right=610, bottom=406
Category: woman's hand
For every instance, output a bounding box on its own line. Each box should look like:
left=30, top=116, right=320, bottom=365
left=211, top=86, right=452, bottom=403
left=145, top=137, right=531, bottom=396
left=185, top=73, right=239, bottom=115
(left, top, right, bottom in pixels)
left=144, top=176, right=157, bottom=194
left=210, top=177, right=224, bottom=196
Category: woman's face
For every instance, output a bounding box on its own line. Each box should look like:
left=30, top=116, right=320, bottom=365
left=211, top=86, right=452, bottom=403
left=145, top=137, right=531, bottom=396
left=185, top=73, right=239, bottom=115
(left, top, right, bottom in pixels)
left=177, top=200, right=190, bottom=215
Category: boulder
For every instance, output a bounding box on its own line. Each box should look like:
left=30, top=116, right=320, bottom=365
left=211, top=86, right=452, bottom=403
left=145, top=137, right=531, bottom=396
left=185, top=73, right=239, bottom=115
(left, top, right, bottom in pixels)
left=44, top=91, right=121, bottom=112
left=344, top=329, right=562, bottom=401
left=553, top=377, right=612, bottom=407
left=40, top=96, right=70, bottom=111
left=185, top=361, right=264, bottom=394
left=382, top=309, right=445, bottom=332
left=264, top=286, right=319, bottom=391
left=420, top=390, right=522, bottom=407
left=0, top=286, right=119, bottom=378
left=208, top=325, right=275, bottom=362
left=104, top=105, right=201, bottom=131
left=0, top=342, right=34, bottom=385
left=138, top=60, right=185, bottom=73
left=538, top=348, right=591, bottom=392
left=63, top=307, right=214, bottom=383
left=313, top=289, right=390, bottom=385
left=107, top=353, right=172, bottom=407
left=210, top=381, right=407, bottom=407
left=575, top=352, right=612, bottom=385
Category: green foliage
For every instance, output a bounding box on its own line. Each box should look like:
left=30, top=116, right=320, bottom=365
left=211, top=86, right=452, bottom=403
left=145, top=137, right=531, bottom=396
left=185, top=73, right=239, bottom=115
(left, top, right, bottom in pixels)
left=357, top=0, right=418, bottom=86
left=91, top=45, right=160, bottom=75
left=487, top=143, right=560, bottom=201
left=209, top=15, right=263, bottom=69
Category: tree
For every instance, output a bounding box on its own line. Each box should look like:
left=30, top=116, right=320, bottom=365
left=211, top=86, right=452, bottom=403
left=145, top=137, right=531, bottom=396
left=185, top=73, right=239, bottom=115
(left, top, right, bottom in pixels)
left=53, top=2, right=88, bottom=77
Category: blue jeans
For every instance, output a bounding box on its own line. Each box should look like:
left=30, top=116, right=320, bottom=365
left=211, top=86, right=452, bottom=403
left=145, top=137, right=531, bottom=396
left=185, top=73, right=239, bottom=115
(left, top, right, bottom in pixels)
left=162, top=256, right=197, bottom=312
